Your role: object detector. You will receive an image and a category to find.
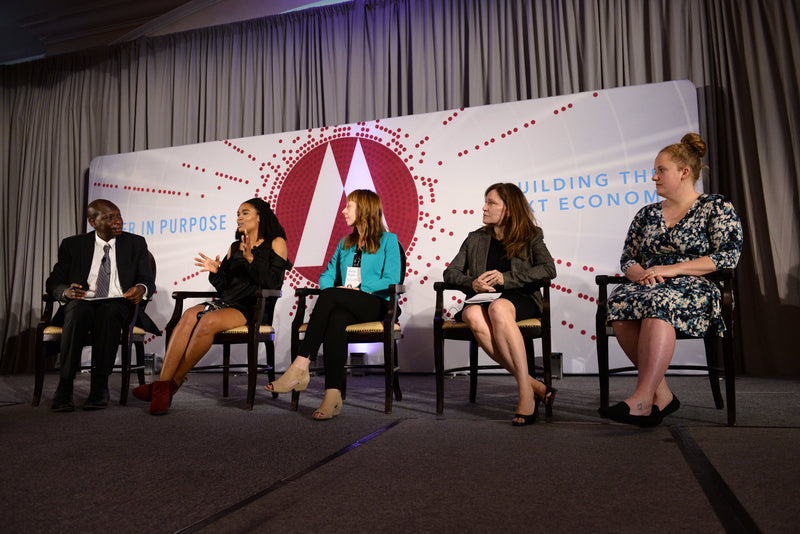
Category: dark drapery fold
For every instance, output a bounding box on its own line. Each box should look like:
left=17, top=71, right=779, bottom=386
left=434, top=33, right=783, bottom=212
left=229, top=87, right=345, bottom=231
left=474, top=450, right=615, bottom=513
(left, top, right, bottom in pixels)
left=1, top=0, right=798, bottom=375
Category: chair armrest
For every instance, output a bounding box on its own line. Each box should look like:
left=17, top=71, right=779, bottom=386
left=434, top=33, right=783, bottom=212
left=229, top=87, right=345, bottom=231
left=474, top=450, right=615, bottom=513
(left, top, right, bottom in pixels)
left=594, top=269, right=735, bottom=321
left=171, top=291, right=219, bottom=299
left=433, top=282, right=464, bottom=323
left=39, top=293, right=56, bottom=325
left=250, top=289, right=282, bottom=327
left=291, top=287, right=321, bottom=331
left=389, top=284, right=406, bottom=295
left=433, top=281, right=465, bottom=292
left=255, top=289, right=282, bottom=299
left=703, top=268, right=735, bottom=282
left=166, top=290, right=219, bottom=340
left=433, top=279, right=553, bottom=323
left=595, top=275, right=626, bottom=323
left=384, top=284, right=406, bottom=324
left=295, top=287, right=321, bottom=298
left=595, top=274, right=627, bottom=287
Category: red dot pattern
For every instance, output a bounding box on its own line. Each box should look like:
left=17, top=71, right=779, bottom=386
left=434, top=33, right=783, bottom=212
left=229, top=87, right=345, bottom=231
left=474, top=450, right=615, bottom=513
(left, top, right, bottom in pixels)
left=441, top=109, right=464, bottom=126
left=457, top=119, right=536, bottom=157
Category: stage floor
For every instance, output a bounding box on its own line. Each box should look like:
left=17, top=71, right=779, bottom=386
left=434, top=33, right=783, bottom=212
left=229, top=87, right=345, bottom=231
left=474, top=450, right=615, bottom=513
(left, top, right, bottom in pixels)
left=1, top=373, right=798, bottom=533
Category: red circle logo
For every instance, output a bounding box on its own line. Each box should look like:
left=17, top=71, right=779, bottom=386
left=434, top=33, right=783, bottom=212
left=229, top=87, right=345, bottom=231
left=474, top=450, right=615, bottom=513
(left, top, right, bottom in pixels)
left=276, top=137, right=417, bottom=284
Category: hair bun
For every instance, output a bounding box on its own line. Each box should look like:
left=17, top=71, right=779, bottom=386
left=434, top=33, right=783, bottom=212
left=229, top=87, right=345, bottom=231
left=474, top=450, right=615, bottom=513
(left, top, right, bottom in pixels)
left=680, top=133, right=707, bottom=158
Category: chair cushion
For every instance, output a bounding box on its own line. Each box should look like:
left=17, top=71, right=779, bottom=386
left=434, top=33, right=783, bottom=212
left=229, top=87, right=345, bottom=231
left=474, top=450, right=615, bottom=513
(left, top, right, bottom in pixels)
left=297, top=322, right=401, bottom=334
left=219, top=325, right=274, bottom=335
left=516, top=318, right=542, bottom=329
left=441, top=321, right=470, bottom=330
left=42, top=326, right=147, bottom=335
left=441, top=318, right=541, bottom=330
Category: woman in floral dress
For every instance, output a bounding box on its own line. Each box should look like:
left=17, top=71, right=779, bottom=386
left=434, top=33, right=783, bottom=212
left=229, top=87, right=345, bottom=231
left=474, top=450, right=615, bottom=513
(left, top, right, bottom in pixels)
left=599, top=133, right=743, bottom=427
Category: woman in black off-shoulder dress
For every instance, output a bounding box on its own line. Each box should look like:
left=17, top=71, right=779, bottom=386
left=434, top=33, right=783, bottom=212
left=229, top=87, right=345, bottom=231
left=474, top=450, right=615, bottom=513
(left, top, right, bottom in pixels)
left=133, top=198, right=291, bottom=415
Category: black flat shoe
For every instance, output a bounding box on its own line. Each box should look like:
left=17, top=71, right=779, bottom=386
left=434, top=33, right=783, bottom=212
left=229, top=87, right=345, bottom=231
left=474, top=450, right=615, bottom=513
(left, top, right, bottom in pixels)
left=598, top=402, right=662, bottom=428
left=51, top=394, right=75, bottom=412
left=83, top=388, right=110, bottom=410
left=51, top=380, right=75, bottom=412
left=660, top=395, right=681, bottom=418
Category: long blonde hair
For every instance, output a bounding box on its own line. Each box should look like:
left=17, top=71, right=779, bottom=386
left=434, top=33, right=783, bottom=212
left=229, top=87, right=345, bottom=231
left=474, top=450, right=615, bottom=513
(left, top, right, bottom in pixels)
left=482, top=182, right=540, bottom=259
left=343, top=189, right=385, bottom=254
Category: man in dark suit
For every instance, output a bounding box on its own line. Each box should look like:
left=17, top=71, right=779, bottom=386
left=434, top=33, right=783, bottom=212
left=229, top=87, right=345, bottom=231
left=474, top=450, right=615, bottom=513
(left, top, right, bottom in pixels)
left=46, top=199, right=159, bottom=411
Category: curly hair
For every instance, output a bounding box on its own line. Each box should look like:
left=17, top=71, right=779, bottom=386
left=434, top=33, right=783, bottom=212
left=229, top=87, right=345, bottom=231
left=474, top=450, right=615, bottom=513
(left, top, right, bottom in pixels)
left=482, top=182, right=540, bottom=259
left=235, top=197, right=286, bottom=243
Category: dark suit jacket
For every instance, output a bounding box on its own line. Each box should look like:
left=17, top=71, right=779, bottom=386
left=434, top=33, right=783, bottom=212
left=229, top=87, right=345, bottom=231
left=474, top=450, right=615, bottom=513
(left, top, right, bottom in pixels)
left=45, top=231, right=160, bottom=334
left=443, top=228, right=557, bottom=310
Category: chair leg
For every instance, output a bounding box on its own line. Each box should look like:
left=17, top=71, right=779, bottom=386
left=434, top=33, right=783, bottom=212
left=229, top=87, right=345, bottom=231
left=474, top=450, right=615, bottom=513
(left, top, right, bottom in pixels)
left=597, top=329, right=610, bottom=409
left=539, top=340, right=555, bottom=418
left=525, top=338, right=537, bottom=380
left=724, top=367, right=736, bottom=427
left=433, top=326, right=445, bottom=415
left=722, top=331, right=737, bottom=426
left=222, top=344, right=231, bottom=398
left=393, top=341, right=402, bottom=401
left=383, top=336, right=393, bottom=414
left=265, top=340, right=277, bottom=399
left=246, top=339, right=258, bottom=411
left=291, top=389, right=300, bottom=411
left=469, top=340, right=478, bottom=404
left=32, top=338, right=47, bottom=407
left=120, top=337, right=132, bottom=406
left=704, top=336, right=725, bottom=409
left=135, top=341, right=146, bottom=386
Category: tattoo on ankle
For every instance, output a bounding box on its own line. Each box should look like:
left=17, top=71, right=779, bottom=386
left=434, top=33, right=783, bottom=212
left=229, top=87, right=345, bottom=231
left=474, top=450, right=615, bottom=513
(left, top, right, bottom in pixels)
left=636, top=402, right=644, bottom=410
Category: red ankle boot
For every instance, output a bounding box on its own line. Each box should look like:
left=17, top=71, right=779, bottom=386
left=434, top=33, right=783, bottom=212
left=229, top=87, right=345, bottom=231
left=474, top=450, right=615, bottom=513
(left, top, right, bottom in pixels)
left=132, top=382, right=153, bottom=401
left=136, top=379, right=179, bottom=403
left=149, top=381, right=171, bottom=415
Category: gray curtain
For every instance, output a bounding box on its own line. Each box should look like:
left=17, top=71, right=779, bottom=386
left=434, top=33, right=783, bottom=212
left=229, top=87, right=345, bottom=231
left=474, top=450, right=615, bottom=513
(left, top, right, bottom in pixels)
left=1, top=0, right=798, bottom=375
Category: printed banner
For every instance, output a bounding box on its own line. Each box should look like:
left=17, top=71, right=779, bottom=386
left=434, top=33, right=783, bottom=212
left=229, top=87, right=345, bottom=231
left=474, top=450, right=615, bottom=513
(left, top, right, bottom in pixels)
left=89, top=80, right=703, bottom=374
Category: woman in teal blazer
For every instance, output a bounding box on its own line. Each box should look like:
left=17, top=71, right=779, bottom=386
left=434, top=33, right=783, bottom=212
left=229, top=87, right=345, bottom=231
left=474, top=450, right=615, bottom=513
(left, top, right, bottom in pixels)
left=266, top=189, right=401, bottom=419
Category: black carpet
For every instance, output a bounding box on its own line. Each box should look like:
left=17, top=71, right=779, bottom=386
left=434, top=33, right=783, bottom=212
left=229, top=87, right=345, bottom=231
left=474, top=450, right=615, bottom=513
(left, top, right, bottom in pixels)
left=1, top=372, right=798, bottom=533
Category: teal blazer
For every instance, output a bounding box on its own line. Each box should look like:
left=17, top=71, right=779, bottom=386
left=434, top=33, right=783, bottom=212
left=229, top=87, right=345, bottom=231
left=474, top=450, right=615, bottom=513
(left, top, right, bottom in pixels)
left=319, top=232, right=401, bottom=300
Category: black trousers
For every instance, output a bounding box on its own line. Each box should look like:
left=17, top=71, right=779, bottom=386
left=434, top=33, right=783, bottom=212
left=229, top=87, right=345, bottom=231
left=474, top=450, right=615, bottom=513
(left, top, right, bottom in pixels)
left=59, top=298, right=130, bottom=381
left=299, top=288, right=386, bottom=390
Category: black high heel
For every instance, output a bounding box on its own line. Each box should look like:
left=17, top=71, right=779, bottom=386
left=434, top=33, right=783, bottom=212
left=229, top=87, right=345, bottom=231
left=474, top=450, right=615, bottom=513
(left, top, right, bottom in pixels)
left=512, top=398, right=540, bottom=426
left=542, top=384, right=558, bottom=409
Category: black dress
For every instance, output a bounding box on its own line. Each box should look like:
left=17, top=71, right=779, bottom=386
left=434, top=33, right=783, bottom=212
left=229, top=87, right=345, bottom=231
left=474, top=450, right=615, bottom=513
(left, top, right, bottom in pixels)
left=207, top=241, right=292, bottom=324
left=454, top=238, right=541, bottom=322
left=486, top=237, right=541, bottom=321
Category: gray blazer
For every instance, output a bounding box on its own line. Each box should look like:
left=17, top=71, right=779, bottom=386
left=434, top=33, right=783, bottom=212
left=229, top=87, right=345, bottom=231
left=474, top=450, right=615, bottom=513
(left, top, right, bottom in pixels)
left=443, top=228, right=557, bottom=309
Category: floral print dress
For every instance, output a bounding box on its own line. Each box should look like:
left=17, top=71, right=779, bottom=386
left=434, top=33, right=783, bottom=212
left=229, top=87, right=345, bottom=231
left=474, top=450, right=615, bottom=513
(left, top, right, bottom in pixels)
left=607, top=194, right=743, bottom=336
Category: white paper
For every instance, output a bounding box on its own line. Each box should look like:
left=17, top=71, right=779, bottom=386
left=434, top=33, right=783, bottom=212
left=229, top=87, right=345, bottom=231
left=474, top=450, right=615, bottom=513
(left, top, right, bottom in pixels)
left=464, top=292, right=501, bottom=304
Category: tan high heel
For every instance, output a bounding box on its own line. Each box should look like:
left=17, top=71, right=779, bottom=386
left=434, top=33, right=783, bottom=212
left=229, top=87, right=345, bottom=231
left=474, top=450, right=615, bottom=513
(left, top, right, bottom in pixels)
left=265, top=364, right=310, bottom=393
left=313, top=389, right=342, bottom=420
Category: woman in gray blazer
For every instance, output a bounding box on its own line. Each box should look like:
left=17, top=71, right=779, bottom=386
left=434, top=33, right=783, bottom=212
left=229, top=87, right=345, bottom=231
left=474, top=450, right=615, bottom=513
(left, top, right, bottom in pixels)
left=444, top=183, right=557, bottom=426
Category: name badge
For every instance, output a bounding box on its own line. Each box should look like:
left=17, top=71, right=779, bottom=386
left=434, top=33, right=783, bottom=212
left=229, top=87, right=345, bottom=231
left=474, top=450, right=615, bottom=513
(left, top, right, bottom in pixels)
left=344, top=266, right=362, bottom=288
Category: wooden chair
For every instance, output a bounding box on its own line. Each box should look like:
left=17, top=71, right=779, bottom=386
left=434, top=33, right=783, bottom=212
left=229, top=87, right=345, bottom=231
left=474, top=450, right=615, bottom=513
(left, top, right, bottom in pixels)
left=289, top=242, right=407, bottom=414
left=32, top=297, right=146, bottom=407
left=594, top=269, right=737, bottom=426
left=164, top=289, right=281, bottom=410
left=433, top=280, right=554, bottom=417
left=33, top=251, right=157, bottom=407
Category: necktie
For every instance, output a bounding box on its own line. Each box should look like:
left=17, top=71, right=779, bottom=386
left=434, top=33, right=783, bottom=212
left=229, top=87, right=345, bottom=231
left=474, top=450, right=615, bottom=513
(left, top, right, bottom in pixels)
left=96, top=244, right=111, bottom=298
